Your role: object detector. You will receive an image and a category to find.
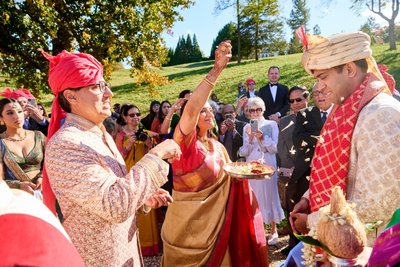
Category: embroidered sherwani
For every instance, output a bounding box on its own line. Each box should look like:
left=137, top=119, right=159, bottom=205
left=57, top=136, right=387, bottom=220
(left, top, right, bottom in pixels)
left=45, top=114, right=169, bottom=266
left=306, top=92, right=400, bottom=243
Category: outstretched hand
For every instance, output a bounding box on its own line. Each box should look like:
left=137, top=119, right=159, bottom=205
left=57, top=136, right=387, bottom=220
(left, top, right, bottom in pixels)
left=148, top=139, right=182, bottom=163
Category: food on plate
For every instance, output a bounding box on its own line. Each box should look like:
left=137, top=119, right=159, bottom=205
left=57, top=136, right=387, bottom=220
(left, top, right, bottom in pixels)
left=224, top=162, right=274, bottom=179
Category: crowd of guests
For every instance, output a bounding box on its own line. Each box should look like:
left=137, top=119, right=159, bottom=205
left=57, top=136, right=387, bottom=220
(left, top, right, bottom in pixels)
left=0, top=31, right=399, bottom=267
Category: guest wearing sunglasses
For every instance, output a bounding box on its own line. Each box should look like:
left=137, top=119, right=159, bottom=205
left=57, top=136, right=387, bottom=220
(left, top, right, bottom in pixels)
left=115, top=104, right=162, bottom=257
left=284, top=83, right=334, bottom=252
left=239, top=97, right=285, bottom=246
left=277, top=86, right=309, bottom=254
left=245, top=78, right=258, bottom=98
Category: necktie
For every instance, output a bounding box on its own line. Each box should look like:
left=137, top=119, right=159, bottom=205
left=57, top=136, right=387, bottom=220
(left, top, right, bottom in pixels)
left=321, top=111, right=328, bottom=124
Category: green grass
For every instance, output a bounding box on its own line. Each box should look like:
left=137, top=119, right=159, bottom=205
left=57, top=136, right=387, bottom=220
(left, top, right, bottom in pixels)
left=1, top=42, right=399, bottom=114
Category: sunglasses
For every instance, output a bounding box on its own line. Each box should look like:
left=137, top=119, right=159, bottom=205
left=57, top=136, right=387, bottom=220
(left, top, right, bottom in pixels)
left=289, top=98, right=304, bottom=103
left=249, top=108, right=262, bottom=113
left=128, top=112, right=141, bottom=117
left=238, top=86, right=246, bottom=89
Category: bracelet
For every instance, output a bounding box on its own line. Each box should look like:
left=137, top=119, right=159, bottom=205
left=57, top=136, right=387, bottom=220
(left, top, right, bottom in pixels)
left=203, top=77, right=216, bottom=88
left=165, top=116, right=172, bottom=121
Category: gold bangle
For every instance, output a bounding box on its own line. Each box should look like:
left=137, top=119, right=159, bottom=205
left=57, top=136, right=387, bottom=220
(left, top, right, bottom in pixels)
left=203, top=77, right=216, bottom=88
left=165, top=116, right=172, bottom=121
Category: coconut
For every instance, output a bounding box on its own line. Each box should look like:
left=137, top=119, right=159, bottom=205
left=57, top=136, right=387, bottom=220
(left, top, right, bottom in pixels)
left=316, top=186, right=367, bottom=259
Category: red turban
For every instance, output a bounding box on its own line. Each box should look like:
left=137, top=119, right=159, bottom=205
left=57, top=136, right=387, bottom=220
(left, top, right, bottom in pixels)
left=0, top=87, right=34, bottom=99
left=246, top=79, right=256, bottom=86
left=40, top=49, right=103, bottom=214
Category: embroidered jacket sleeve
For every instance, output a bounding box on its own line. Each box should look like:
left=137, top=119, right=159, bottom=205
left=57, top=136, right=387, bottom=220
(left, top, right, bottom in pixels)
left=46, top=133, right=168, bottom=224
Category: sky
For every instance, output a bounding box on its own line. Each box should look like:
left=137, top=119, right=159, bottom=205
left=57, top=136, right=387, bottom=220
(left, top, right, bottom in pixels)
left=162, top=0, right=398, bottom=56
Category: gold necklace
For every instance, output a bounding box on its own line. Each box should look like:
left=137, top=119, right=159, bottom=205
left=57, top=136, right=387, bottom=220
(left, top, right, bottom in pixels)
left=198, top=136, right=211, bottom=151
left=5, top=131, right=27, bottom=142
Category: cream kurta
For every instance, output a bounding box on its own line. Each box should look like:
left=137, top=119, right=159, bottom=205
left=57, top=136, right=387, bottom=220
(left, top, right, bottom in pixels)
left=307, top=93, right=400, bottom=242
left=45, top=114, right=169, bottom=266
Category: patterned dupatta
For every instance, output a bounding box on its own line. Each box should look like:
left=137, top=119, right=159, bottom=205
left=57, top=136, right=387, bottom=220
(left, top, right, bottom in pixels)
left=309, top=73, right=387, bottom=212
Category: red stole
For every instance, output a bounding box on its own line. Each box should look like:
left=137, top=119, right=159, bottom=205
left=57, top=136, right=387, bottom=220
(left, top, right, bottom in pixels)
left=309, top=73, right=387, bottom=212
left=206, top=179, right=268, bottom=267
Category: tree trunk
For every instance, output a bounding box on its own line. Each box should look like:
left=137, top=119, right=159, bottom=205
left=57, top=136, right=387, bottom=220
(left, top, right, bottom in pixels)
left=255, top=22, right=259, bottom=60
left=388, top=19, right=397, bottom=50
left=237, top=0, right=241, bottom=64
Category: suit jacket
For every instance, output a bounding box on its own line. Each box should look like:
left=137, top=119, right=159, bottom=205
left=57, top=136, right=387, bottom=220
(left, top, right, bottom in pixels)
left=277, top=113, right=296, bottom=169
left=219, top=119, right=246, bottom=162
left=258, top=83, right=289, bottom=118
left=291, top=106, right=324, bottom=183
left=25, top=118, right=49, bottom=136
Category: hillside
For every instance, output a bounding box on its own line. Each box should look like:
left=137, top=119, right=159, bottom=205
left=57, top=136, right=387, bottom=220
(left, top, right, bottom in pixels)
left=1, top=43, right=399, bottom=114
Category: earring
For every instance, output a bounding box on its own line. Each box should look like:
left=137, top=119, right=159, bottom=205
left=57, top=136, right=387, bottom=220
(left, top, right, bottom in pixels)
left=0, top=120, right=3, bottom=126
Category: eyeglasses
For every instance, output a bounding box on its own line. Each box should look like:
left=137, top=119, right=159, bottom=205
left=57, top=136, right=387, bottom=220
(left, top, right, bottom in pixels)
left=313, top=91, right=332, bottom=97
left=249, top=82, right=255, bottom=86
left=238, top=86, right=246, bottom=89
left=249, top=108, right=262, bottom=113
left=95, top=81, right=111, bottom=94
left=289, top=98, right=304, bottom=103
left=128, top=112, right=141, bottom=117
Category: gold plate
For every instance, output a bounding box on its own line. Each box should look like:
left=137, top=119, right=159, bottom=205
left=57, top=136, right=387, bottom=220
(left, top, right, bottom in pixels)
left=224, top=162, right=274, bottom=180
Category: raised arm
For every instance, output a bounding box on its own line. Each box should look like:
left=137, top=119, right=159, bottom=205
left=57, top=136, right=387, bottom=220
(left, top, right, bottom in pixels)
left=179, top=41, right=232, bottom=135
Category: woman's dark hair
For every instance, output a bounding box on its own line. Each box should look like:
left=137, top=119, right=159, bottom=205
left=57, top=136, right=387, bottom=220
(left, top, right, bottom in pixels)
left=157, top=100, right=171, bottom=123
left=37, top=103, right=47, bottom=117
left=0, top=98, right=18, bottom=133
left=178, top=89, right=192, bottom=99
left=149, top=100, right=160, bottom=116
left=116, top=104, right=139, bottom=126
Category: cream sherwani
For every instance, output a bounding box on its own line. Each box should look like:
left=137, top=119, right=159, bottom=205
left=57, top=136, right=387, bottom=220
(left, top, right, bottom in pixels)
left=45, top=114, right=169, bottom=266
left=305, top=93, right=400, bottom=243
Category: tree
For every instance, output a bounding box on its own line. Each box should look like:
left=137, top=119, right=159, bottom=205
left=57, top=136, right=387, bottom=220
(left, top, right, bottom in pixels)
left=0, top=0, right=193, bottom=96
left=359, top=16, right=381, bottom=44
left=350, top=0, right=399, bottom=50
left=215, top=0, right=243, bottom=63
left=287, top=0, right=310, bottom=54
left=191, top=34, right=203, bottom=62
left=210, top=22, right=238, bottom=59
left=313, top=24, right=321, bottom=35
left=241, top=0, right=285, bottom=60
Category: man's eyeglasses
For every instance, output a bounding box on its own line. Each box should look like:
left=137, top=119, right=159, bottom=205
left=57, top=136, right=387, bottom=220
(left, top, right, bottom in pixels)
left=128, top=112, right=141, bottom=117
left=289, top=98, right=304, bottom=103
left=95, top=81, right=111, bottom=94
left=313, top=91, right=332, bottom=97
left=249, top=82, right=255, bottom=86
left=249, top=108, right=262, bottom=113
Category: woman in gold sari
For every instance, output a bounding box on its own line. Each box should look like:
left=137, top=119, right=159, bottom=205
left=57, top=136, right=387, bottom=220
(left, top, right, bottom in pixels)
left=0, top=98, right=45, bottom=199
left=115, top=104, right=162, bottom=256
left=161, top=42, right=268, bottom=266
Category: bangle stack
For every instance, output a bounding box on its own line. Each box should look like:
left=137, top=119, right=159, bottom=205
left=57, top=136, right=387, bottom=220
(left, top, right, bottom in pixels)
left=165, top=116, right=172, bottom=121
left=203, top=77, right=216, bottom=88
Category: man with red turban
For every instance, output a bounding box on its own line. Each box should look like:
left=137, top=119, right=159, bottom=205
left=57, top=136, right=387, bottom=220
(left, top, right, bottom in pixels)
left=40, top=49, right=182, bottom=266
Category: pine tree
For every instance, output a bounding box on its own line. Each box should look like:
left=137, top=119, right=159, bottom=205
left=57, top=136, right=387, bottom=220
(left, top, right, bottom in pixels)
left=192, top=34, right=204, bottom=61
left=313, top=24, right=321, bottom=35
left=287, top=0, right=310, bottom=54
left=210, top=22, right=238, bottom=59
left=240, top=0, right=286, bottom=60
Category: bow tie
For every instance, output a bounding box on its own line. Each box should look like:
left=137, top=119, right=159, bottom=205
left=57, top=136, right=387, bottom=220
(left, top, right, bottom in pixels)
left=269, top=83, right=278, bottom=87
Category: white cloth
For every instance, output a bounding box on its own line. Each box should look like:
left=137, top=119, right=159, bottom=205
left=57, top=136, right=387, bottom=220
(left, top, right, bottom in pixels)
left=239, top=118, right=285, bottom=224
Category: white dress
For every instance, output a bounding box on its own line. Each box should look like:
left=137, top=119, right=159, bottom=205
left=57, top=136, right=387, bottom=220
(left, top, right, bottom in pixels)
left=239, top=118, right=285, bottom=224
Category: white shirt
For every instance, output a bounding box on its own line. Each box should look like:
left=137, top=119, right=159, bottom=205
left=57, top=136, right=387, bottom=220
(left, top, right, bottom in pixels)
left=270, top=84, right=278, bottom=102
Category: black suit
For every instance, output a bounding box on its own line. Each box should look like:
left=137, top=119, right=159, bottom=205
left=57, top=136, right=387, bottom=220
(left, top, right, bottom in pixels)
left=286, top=106, right=324, bottom=248
left=24, top=118, right=49, bottom=136
left=258, top=83, right=289, bottom=118
left=219, top=119, right=246, bottom=162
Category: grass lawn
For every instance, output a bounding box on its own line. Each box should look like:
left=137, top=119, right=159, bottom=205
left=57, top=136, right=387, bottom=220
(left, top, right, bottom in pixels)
left=1, top=43, right=399, bottom=114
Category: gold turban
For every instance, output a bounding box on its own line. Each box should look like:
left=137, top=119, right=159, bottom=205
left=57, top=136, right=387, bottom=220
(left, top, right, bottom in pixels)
left=301, top=31, right=372, bottom=74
